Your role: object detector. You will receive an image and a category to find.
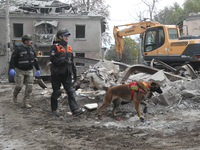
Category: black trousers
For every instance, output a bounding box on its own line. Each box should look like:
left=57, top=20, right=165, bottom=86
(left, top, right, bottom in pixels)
left=50, top=74, right=78, bottom=112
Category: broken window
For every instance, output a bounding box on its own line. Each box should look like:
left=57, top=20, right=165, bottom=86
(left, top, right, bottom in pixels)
left=40, top=8, right=49, bottom=14
left=76, top=53, right=85, bottom=58
left=39, top=24, right=54, bottom=34
left=13, top=24, right=23, bottom=37
left=34, top=20, right=58, bottom=44
left=76, top=25, right=85, bottom=38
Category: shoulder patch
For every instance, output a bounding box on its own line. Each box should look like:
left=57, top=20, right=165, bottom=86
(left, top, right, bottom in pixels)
left=51, top=50, right=55, bottom=56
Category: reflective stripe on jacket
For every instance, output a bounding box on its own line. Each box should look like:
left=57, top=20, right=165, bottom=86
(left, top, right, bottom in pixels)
left=54, top=44, right=72, bottom=52
left=9, top=45, right=40, bottom=70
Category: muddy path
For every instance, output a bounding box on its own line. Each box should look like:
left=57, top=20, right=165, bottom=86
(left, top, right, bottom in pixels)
left=0, top=81, right=200, bottom=150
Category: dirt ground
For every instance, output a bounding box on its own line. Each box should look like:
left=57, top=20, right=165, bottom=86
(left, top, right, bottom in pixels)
left=0, top=80, right=200, bottom=150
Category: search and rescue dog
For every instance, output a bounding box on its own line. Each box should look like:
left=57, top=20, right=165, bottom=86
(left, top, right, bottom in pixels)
left=90, top=76, right=163, bottom=122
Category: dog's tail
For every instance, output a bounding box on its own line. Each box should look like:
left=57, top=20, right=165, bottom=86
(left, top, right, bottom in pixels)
left=90, top=76, right=108, bottom=91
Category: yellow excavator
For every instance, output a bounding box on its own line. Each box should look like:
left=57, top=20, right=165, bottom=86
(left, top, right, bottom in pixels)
left=113, top=21, right=200, bottom=71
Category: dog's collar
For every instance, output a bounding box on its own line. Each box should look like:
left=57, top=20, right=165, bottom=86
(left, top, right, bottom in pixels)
left=143, top=82, right=149, bottom=88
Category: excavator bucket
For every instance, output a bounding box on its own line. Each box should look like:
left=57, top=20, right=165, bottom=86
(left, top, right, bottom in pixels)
left=36, top=77, right=47, bottom=89
left=35, top=56, right=50, bottom=88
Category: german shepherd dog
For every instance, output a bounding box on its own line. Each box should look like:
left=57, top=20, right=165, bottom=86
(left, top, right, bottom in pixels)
left=91, top=76, right=163, bottom=122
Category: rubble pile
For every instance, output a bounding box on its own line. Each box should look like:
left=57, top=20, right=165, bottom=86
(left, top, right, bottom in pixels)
left=74, top=60, right=200, bottom=109
left=40, top=60, right=200, bottom=111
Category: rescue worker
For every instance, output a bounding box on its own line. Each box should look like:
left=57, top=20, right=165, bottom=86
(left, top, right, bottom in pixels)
left=9, top=34, right=40, bottom=108
left=50, top=28, right=84, bottom=117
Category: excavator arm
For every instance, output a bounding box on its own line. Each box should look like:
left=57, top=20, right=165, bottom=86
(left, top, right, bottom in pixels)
left=113, top=21, right=161, bottom=59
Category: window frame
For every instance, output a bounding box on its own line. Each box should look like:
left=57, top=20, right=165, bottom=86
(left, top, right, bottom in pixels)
left=75, top=24, right=86, bottom=40
left=13, top=23, right=23, bottom=37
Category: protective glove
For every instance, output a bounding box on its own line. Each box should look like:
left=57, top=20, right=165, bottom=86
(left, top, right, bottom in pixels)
left=36, top=70, right=40, bottom=77
left=10, top=69, right=16, bottom=77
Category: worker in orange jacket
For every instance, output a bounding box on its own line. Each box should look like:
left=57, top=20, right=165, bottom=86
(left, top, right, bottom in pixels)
left=50, top=28, right=84, bottom=117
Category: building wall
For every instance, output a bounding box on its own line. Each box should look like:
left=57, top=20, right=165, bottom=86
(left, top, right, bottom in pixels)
left=0, top=17, right=9, bottom=77
left=183, top=14, right=200, bottom=35
left=0, top=14, right=103, bottom=76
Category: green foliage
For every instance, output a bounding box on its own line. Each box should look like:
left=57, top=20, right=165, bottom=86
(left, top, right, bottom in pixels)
left=105, top=37, right=140, bottom=65
left=155, top=0, right=200, bottom=25
left=154, top=2, right=185, bottom=25
left=183, top=0, right=200, bottom=15
left=105, top=44, right=118, bottom=61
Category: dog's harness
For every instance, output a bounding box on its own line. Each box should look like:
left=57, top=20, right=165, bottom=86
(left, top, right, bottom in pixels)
left=129, top=81, right=149, bottom=100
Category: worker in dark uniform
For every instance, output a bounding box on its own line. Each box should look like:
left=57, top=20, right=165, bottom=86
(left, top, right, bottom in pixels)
left=9, top=34, right=40, bottom=108
left=50, top=28, right=84, bottom=117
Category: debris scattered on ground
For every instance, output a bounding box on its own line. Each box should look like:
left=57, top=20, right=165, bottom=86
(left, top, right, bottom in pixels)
left=84, top=103, right=98, bottom=110
left=1, top=60, right=200, bottom=149
left=72, top=60, right=200, bottom=109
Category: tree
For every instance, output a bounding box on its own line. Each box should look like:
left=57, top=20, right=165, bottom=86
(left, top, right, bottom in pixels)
left=141, top=0, right=159, bottom=21
left=183, top=0, right=200, bottom=15
left=105, top=44, right=118, bottom=61
left=154, top=0, right=200, bottom=25
left=154, top=2, right=185, bottom=25
left=105, top=37, right=140, bottom=65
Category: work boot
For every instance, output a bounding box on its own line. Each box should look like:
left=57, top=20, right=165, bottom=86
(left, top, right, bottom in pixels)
left=72, top=108, right=84, bottom=116
left=23, top=103, right=32, bottom=108
left=13, top=95, right=17, bottom=103
left=51, top=110, right=59, bottom=117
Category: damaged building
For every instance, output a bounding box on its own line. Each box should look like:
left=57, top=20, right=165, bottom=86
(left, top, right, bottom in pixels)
left=0, top=0, right=106, bottom=76
left=183, top=12, right=200, bottom=36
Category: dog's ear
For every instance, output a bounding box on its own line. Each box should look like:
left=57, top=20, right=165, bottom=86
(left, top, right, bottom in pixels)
left=137, top=80, right=148, bottom=90
left=151, top=82, right=157, bottom=86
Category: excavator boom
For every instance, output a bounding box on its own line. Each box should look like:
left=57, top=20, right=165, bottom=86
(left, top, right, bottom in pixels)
left=113, top=21, right=161, bottom=59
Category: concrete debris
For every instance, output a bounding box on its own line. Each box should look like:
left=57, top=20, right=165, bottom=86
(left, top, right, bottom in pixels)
left=178, top=103, right=188, bottom=109
left=84, top=103, right=98, bottom=110
left=74, top=60, right=200, bottom=109
left=76, top=89, right=105, bottom=97
left=148, top=70, right=171, bottom=85
left=3, top=0, right=88, bottom=15
left=37, top=60, right=200, bottom=109
left=41, top=90, right=51, bottom=95
left=181, top=90, right=200, bottom=98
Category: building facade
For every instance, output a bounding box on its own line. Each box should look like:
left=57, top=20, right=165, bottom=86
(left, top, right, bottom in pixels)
left=183, top=13, right=200, bottom=36
left=0, top=2, right=105, bottom=77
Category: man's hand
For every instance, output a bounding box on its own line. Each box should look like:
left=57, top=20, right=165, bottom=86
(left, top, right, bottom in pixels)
left=36, top=70, right=40, bottom=77
left=10, top=69, right=16, bottom=77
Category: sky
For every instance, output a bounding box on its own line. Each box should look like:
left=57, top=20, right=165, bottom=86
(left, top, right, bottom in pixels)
left=105, top=0, right=186, bottom=46
left=60, top=0, right=186, bottom=47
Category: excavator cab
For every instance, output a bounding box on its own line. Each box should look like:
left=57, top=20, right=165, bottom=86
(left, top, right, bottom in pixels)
left=143, top=25, right=180, bottom=65
left=143, top=26, right=166, bottom=62
left=144, top=26, right=167, bottom=52
left=114, top=21, right=200, bottom=72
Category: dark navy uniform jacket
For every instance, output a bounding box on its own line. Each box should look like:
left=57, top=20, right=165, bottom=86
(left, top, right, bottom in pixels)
left=10, top=44, right=40, bottom=71
left=50, top=41, right=76, bottom=78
